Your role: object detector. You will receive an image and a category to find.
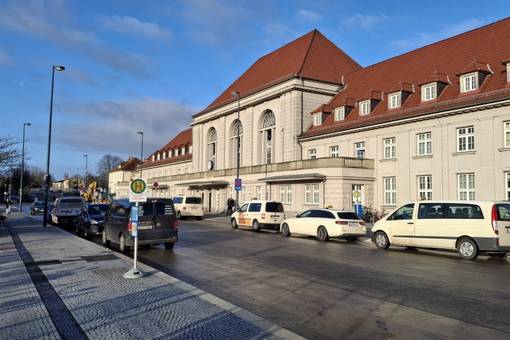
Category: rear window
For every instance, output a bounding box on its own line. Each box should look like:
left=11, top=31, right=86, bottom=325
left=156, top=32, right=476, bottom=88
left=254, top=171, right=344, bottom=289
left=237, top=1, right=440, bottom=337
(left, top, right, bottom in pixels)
left=447, top=204, right=483, bottom=219
left=248, top=203, right=262, bottom=212
left=265, top=202, right=284, bottom=213
left=139, top=201, right=174, bottom=216
left=88, top=205, right=109, bottom=216
left=337, top=212, right=360, bottom=220
left=495, top=204, right=510, bottom=221
left=173, top=197, right=183, bottom=204
left=185, top=197, right=202, bottom=204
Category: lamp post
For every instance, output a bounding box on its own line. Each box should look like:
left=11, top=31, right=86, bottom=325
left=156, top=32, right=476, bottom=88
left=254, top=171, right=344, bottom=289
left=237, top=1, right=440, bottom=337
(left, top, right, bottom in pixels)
left=83, top=154, right=88, bottom=189
left=231, top=91, right=241, bottom=209
left=137, top=131, right=144, bottom=178
left=19, top=122, right=31, bottom=213
left=43, top=65, right=65, bottom=227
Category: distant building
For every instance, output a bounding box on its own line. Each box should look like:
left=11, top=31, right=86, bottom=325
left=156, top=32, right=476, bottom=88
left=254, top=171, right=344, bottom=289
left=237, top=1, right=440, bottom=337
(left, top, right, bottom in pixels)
left=108, top=157, right=142, bottom=198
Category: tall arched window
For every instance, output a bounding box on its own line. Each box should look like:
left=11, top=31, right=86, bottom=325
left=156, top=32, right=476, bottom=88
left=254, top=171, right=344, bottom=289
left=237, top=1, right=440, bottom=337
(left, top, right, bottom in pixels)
left=230, top=120, right=243, bottom=168
left=260, top=111, right=276, bottom=164
left=207, top=128, right=217, bottom=169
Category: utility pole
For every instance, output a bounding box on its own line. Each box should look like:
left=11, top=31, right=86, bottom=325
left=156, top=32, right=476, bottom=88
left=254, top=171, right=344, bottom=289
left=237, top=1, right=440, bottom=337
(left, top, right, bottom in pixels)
left=19, top=122, right=31, bottom=213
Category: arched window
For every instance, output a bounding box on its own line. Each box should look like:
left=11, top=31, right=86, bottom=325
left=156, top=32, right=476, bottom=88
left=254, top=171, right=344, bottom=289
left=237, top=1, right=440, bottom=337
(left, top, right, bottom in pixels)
left=207, top=128, right=217, bottom=169
left=260, top=111, right=276, bottom=164
left=230, top=120, right=243, bottom=168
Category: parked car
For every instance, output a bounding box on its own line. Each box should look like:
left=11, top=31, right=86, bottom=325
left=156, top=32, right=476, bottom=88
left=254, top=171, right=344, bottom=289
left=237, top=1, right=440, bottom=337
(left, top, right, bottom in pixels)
left=280, top=209, right=366, bottom=241
left=172, top=196, right=204, bottom=220
left=102, top=198, right=178, bottom=252
left=75, top=203, right=110, bottom=238
left=30, top=201, right=46, bottom=215
left=231, top=200, right=285, bottom=231
left=371, top=201, right=510, bottom=260
left=51, top=196, right=84, bottom=226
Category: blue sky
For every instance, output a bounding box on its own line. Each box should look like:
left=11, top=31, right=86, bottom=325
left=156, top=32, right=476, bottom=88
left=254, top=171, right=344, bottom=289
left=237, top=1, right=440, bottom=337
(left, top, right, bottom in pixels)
left=0, top=0, right=508, bottom=179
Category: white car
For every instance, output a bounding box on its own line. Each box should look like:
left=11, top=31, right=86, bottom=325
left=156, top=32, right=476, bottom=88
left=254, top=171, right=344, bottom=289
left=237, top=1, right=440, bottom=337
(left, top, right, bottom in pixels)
left=172, top=196, right=204, bottom=220
left=371, top=201, right=510, bottom=260
left=231, top=200, right=285, bottom=231
left=280, top=209, right=366, bottom=241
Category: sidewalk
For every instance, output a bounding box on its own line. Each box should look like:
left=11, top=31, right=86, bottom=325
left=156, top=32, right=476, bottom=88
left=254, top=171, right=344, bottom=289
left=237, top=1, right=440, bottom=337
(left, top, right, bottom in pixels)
left=0, top=215, right=302, bottom=340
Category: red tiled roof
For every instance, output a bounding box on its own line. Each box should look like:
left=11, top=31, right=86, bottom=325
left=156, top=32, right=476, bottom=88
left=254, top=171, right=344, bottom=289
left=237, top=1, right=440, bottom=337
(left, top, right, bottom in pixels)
left=194, top=29, right=361, bottom=117
left=141, top=154, right=192, bottom=168
left=303, top=17, right=510, bottom=139
left=145, top=128, right=192, bottom=165
left=111, top=157, right=142, bottom=172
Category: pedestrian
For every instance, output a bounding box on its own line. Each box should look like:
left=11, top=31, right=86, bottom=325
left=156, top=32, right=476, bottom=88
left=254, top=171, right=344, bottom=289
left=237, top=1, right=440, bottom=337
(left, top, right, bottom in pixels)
left=6, top=199, right=11, bottom=215
left=227, top=197, right=234, bottom=216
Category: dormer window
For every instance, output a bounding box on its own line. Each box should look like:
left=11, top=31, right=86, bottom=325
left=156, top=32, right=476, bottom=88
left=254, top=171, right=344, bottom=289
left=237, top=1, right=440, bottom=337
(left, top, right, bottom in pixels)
left=359, top=100, right=370, bottom=116
left=421, top=83, right=437, bottom=102
left=313, top=113, right=322, bottom=126
left=334, top=107, right=345, bottom=121
left=388, top=92, right=401, bottom=109
left=460, top=72, right=478, bottom=93
left=506, top=62, right=510, bottom=83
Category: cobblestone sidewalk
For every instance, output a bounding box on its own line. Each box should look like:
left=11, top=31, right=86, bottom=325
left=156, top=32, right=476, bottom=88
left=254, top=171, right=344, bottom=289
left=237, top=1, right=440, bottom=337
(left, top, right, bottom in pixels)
left=0, top=216, right=303, bottom=340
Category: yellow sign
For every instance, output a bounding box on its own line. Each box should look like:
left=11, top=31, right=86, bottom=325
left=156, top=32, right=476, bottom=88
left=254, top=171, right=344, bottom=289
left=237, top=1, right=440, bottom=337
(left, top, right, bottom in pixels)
left=131, top=179, right=146, bottom=194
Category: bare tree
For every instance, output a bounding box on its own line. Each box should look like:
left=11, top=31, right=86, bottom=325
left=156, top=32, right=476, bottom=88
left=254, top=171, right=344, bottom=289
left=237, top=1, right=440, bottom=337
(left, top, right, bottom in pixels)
left=0, top=136, right=19, bottom=169
left=96, top=154, right=123, bottom=188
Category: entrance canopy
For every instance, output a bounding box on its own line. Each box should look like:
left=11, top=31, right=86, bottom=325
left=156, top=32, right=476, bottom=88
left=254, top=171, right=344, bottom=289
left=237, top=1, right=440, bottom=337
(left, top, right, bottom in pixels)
left=260, top=173, right=326, bottom=183
left=176, top=180, right=229, bottom=190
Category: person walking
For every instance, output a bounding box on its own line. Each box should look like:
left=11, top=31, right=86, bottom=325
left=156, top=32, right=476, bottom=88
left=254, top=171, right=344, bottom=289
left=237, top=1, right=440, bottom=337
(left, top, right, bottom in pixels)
left=6, top=198, right=11, bottom=215
left=226, top=197, right=234, bottom=216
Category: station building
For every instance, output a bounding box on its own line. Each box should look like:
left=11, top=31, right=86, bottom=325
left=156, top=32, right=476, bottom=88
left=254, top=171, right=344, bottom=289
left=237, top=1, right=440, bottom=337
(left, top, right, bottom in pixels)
left=110, top=18, right=510, bottom=216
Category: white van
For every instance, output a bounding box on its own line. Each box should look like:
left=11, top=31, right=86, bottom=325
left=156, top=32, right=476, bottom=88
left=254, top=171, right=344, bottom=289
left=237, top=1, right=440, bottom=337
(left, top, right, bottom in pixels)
left=372, top=201, right=510, bottom=260
left=172, top=196, right=204, bottom=220
left=231, top=200, right=285, bottom=232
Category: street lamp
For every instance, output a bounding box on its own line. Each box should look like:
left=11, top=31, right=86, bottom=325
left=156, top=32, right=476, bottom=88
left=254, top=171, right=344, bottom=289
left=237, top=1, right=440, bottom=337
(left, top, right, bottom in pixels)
left=137, top=131, right=144, bottom=178
left=19, top=122, right=31, bottom=213
left=231, top=91, right=241, bottom=209
left=83, top=154, right=88, bottom=189
left=43, top=65, right=65, bottom=227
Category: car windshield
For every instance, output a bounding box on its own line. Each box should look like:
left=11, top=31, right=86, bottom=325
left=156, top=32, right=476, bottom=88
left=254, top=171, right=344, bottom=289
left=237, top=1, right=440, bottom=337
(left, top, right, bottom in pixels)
left=185, top=197, right=202, bottom=204
left=88, top=205, right=109, bottom=216
left=173, top=197, right=183, bottom=204
left=337, top=212, right=360, bottom=220
left=60, top=198, right=82, bottom=207
left=34, top=202, right=45, bottom=207
left=266, top=202, right=284, bottom=213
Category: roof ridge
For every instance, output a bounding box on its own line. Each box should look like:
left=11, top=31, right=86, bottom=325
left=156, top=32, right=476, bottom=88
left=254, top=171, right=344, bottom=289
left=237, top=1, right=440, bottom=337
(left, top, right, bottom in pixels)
left=296, top=29, right=318, bottom=75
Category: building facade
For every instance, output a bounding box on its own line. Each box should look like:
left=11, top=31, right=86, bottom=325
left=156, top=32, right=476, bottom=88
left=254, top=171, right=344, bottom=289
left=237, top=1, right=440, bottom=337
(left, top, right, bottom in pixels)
left=110, top=19, right=510, bottom=216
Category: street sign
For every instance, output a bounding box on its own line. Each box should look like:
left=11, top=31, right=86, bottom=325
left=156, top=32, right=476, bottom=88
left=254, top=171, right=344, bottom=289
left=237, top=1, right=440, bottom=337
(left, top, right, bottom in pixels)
left=130, top=206, right=139, bottom=237
left=129, top=179, right=147, bottom=203
left=234, top=178, right=242, bottom=191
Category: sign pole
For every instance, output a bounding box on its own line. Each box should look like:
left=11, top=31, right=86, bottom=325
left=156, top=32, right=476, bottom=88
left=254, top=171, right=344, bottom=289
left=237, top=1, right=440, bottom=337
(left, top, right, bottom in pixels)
left=124, top=178, right=146, bottom=279
left=133, top=201, right=139, bottom=270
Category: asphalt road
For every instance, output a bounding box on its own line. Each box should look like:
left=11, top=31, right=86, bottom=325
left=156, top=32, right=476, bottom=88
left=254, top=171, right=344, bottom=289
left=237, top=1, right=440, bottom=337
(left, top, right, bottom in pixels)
left=80, top=217, right=510, bottom=339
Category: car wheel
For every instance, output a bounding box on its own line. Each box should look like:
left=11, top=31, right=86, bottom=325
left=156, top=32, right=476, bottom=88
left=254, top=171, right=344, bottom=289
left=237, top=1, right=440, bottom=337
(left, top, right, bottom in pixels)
left=177, top=211, right=181, bottom=220
left=457, top=237, right=478, bottom=260
left=164, top=242, right=174, bottom=250
left=252, top=220, right=260, bottom=232
left=374, top=231, right=390, bottom=249
left=231, top=218, right=238, bottom=229
left=102, top=231, right=110, bottom=247
left=317, top=226, right=329, bottom=241
left=119, top=234, right=129, bottom=253
left=281, top=223, right=291, bottom=237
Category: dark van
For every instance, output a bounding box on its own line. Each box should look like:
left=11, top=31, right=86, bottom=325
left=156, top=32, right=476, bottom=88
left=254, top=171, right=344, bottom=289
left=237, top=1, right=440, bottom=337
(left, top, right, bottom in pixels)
left=102, top=198, right=178, bottom=252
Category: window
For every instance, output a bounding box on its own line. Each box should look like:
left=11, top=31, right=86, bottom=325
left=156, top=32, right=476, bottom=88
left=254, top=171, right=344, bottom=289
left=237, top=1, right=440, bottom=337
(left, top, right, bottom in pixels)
left=383, top=137, right=396, bottom=159
left=421, top=83, right=437, bottom=101
left=260, top=111, right=276, bottom=164
left=255, top=186, right=261, bottom=200
left=305, top=184, right=320, bottom=205
left=388, top=92, right=401, bottom=109
left=207, top=128, right=217, bottom=167
left=418, top=203, right=445, bottom=219
left=457, top=126, right=475, bottom=152
left=506, top=172, right=510, bottom=200
left=313, top=113, right=322, bottom=126
left=352, top=184, right=363, bottom=208
left=354, top=142, right=365, bottom=159
left=311, top=210, right=335, bottom=219
left=297, top=210, right=312, bottom=218
left=359, top=100, right=370, bottom=116
left=457, top=173, right=475, bottom=200
left=504, top=122, right=510, bottom=148
left=230, top=120, right=243, bottom=168
left=417, top=175, right=432, bottom=201
left=383, top=177, right=396, bottom=205
left=185, top=197, right=202, bottom=204
left=308, top=149, right=317, bottom=160
left=248, top=203, right=262, bottom=212
left=334, top=107, right=345, bottom=121
left=387, top=203, right=414, bottom=220
left=279, top=185, right=292, bottom=204
left=417, top=132, right=432, bottom=156
left=330, top=145, right=339, bottom=158
left=460, top=72, right=478, bottom=93
left=266, top=202, right=284, bottom=212
left=239, top=203, right=249, bottom=212
left=447, top=203, right=483, bottom=219
left=337, top=212, right=361, bottom=220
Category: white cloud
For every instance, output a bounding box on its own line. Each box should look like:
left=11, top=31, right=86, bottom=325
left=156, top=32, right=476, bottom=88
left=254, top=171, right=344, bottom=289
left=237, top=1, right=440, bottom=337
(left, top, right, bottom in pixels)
left=54, top=98, right=196, bottom=156
left=391, top=18, right=485, bottom=51
left=0, top=0, right=151, bottom=77
left=101, top=15, right=172, bottom=40
left=298, top=9, right=322, bottom=22
left=342, top=14, right=390, bottom=29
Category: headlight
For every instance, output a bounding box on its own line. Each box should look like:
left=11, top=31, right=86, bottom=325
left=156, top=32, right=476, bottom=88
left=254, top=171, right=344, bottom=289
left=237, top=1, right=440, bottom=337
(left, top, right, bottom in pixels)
left=90, top=219, right=99, bottom=225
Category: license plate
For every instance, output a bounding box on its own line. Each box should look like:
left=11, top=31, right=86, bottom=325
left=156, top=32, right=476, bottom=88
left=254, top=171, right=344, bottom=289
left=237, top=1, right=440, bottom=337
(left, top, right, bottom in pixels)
left=348, top=222, right=359, bottom=227
left=138, top=224, right=153, bottom=230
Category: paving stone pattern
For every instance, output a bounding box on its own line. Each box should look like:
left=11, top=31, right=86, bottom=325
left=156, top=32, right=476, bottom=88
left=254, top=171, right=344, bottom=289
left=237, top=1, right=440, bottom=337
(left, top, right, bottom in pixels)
left=0, top=218, right=295, bottom=339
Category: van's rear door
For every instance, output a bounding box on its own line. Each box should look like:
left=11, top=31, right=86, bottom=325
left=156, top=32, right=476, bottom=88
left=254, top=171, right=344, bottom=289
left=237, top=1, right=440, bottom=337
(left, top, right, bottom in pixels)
left=265, top=202, right=285, bottom=223
left=495, top=204, right=510, bottom=247
left=185, top=197, right=203, bottom=213
left=137, top=199, right=177, bottom=240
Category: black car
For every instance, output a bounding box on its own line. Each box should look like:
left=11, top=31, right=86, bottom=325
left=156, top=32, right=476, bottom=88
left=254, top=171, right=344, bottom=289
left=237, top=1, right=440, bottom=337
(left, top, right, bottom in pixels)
left=76, top=203, right=110, bottom=237
left=30, top=201, right=46, bottom=215
left=102, top=198, right=178, bottom=252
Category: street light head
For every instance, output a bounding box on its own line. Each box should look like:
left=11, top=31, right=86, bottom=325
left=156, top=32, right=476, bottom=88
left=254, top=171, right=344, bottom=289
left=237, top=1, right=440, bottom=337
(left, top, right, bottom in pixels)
left=231, top=91, right=239, bottom=97
left=25, top=122, right=31, bottom=127
left=54, top=65, right=65, bottom=71
left=137, top=131, right=144, bottom=135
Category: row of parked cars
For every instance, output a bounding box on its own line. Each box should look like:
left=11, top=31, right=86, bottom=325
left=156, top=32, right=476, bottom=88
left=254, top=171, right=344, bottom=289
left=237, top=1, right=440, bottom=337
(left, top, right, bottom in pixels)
left=229, top=200, right=510, bottom=260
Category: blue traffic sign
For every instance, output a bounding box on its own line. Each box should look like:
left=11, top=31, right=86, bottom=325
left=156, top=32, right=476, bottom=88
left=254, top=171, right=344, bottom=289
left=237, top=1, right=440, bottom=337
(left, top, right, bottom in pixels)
left=234, top=178, right=242, bottom=191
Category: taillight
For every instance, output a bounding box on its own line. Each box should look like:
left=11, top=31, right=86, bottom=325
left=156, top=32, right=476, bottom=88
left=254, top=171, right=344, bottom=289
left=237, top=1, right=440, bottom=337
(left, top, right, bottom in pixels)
left=359, top=221, right=366, bottom=226
left=128, top=221, right=132, bottom=232
left=173, top=220, right=179, bottom=229
left=491, top=205, right=499, bottom=235
left=335, top=220, right=348, bottom=225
